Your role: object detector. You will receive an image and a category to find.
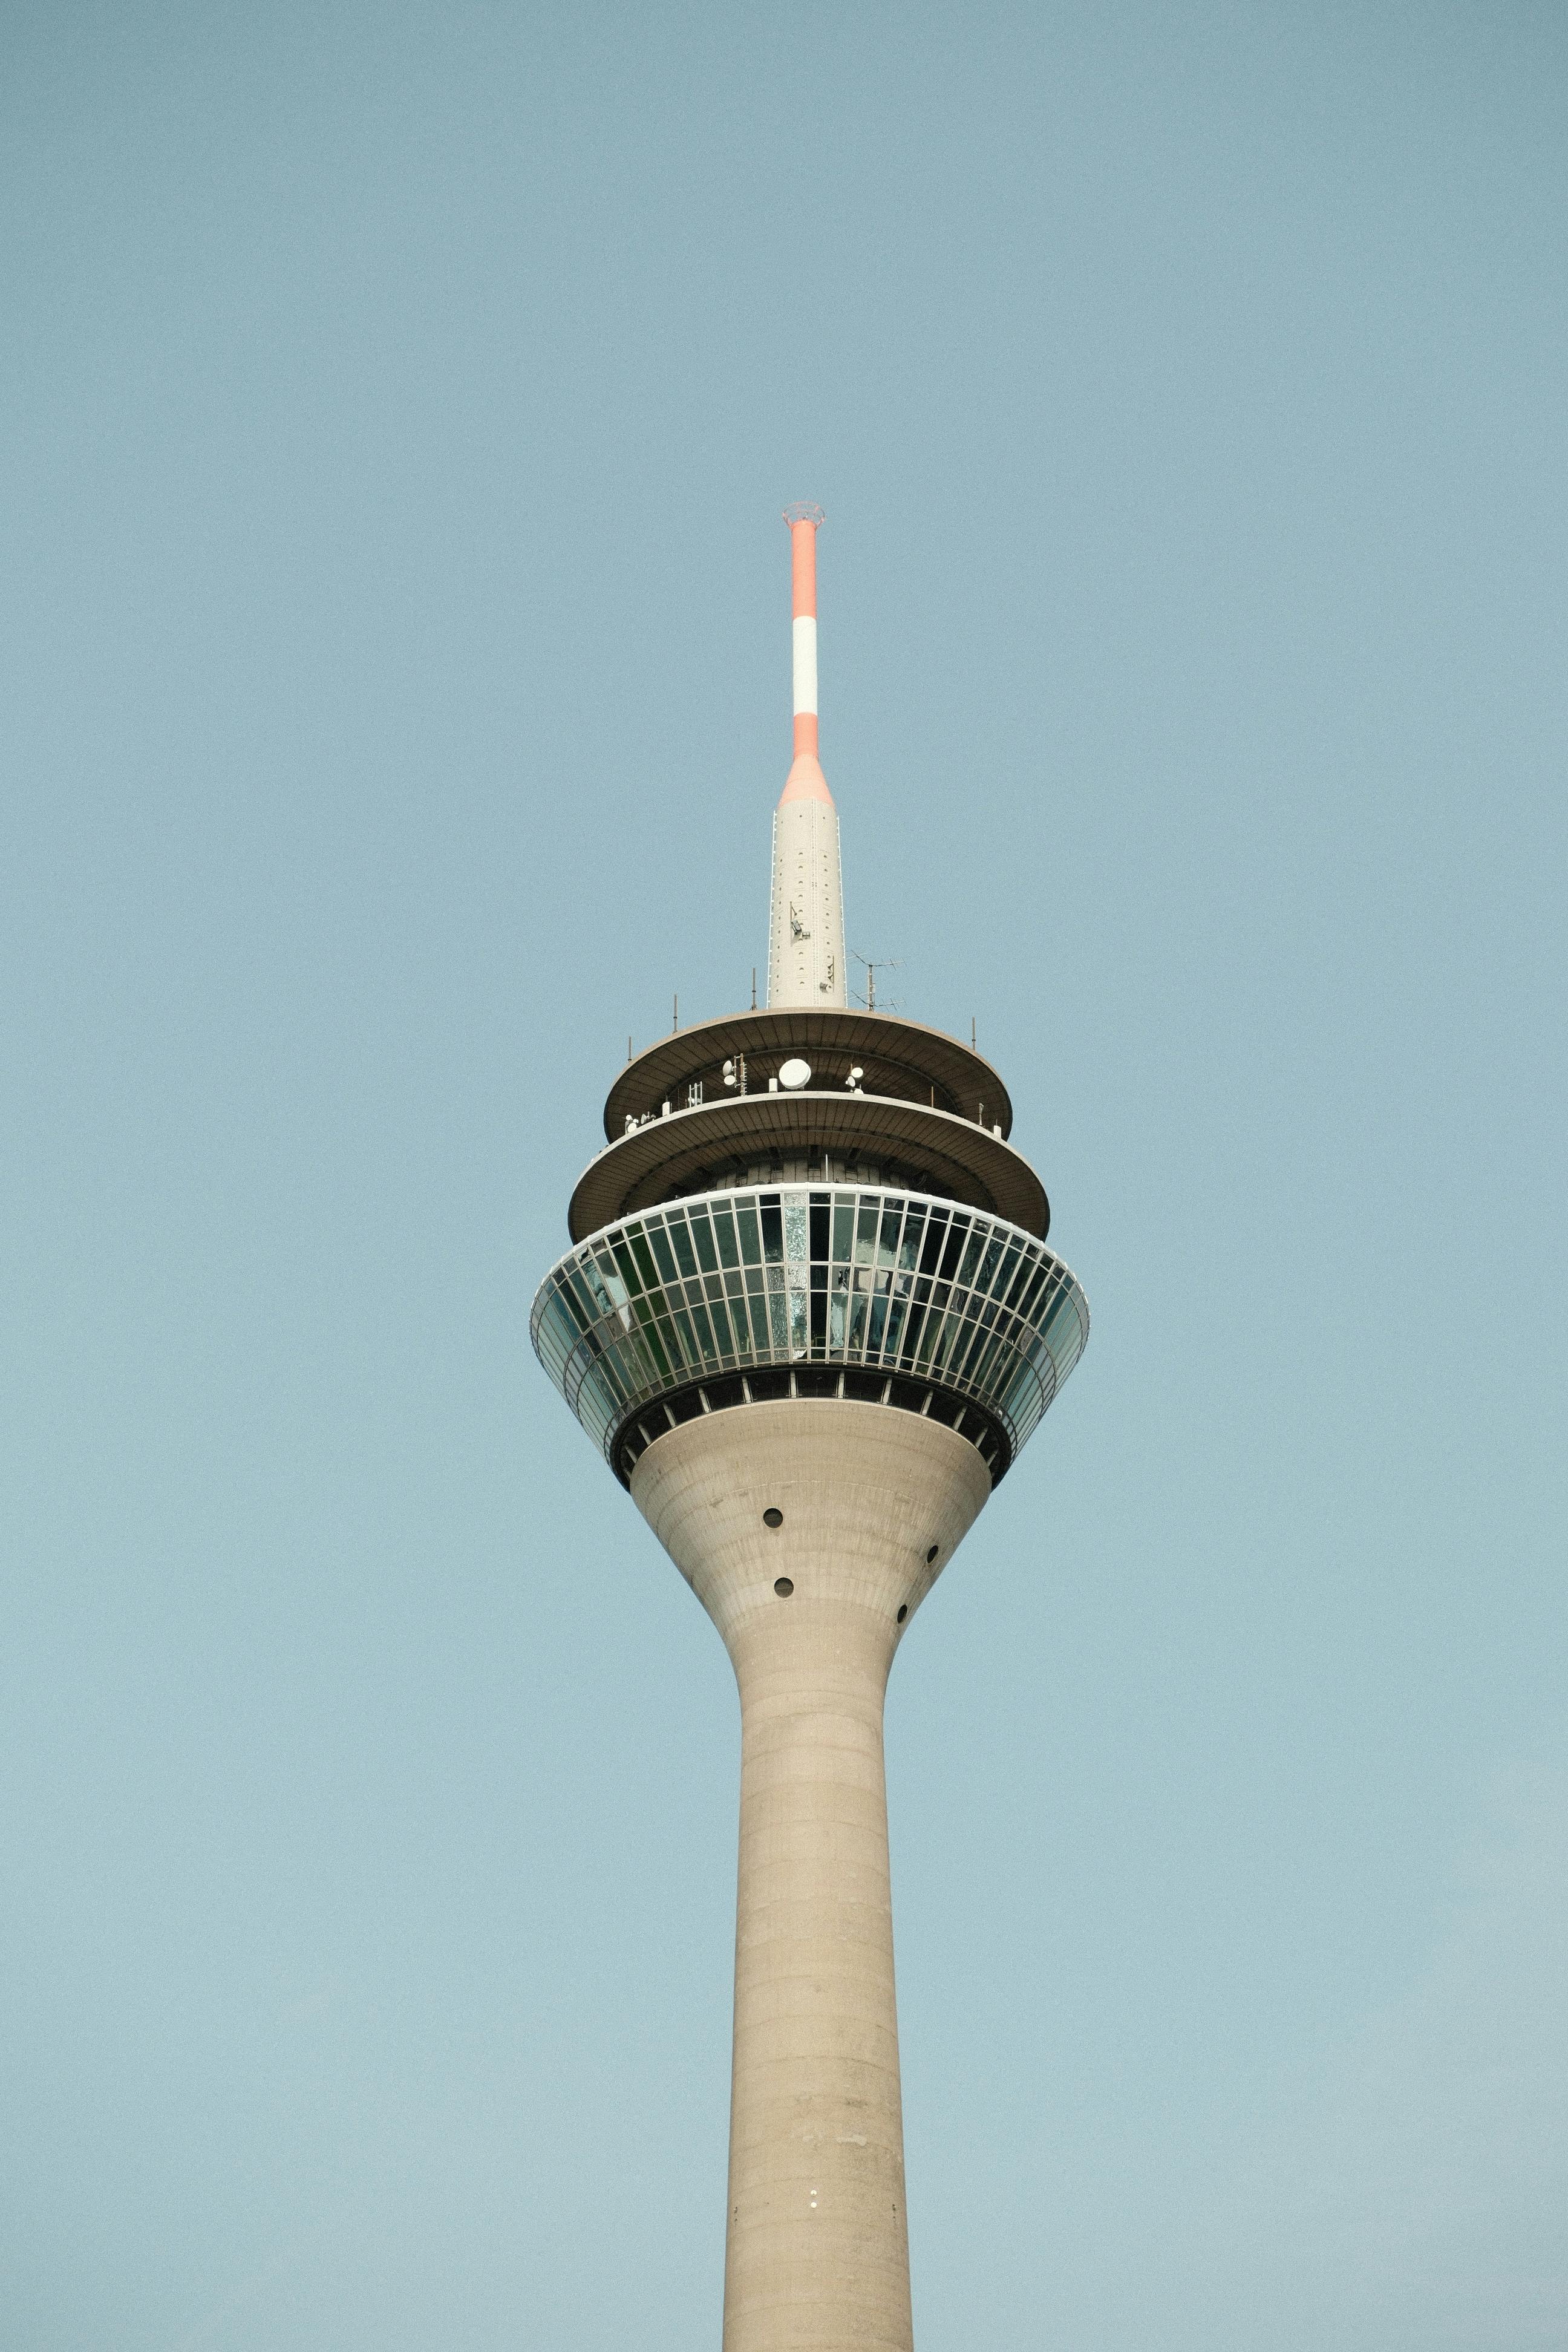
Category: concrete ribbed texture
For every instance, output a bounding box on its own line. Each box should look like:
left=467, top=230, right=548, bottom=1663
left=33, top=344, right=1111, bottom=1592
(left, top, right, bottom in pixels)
left=632, top=1401, right=992, bottom=2351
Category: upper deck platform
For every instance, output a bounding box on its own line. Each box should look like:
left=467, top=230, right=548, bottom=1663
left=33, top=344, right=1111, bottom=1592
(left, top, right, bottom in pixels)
left=603, top=1010, right=1014, bottom=1138
left=568, top=1009, right=1049, bottom=1243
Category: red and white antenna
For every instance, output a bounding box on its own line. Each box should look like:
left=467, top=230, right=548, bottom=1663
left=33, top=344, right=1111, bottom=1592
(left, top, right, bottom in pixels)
left=786, top=500, right=825, bottom=765
left=768, top=505, right=846, bottom=1009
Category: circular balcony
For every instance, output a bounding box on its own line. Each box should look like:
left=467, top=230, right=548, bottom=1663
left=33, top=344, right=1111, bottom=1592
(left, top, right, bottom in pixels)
left=533, top=1182, right=1089, bottom=1491
left=568, top=1091, right=1050, bottom=1242
left=604, top=1010, right=1015, bottom=1135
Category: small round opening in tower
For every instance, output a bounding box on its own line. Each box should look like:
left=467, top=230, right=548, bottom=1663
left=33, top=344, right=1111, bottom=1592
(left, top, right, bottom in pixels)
left=774, top=1577, right=794, bottom=1598
left=897, top=1604, right=908, bottom=1623
left=763, top=1508, right=784, bottom=1529
left=926, top=1544, right=939, bottom=1564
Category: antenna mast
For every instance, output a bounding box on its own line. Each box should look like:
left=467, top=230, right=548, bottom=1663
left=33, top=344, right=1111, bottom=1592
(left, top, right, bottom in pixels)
left=850, top=947, right=901, bottom=1015
left=768, top=505, right=846, bottom=1009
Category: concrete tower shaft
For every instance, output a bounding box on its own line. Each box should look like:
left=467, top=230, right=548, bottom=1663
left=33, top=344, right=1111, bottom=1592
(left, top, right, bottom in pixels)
left=769, top=508, right=846, bottom=1010
left=633, top=1402, right=991, bottom=2352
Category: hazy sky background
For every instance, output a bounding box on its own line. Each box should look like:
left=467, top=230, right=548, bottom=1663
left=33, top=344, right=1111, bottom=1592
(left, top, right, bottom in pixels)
left=3, top=5, right=1565, bottom=2347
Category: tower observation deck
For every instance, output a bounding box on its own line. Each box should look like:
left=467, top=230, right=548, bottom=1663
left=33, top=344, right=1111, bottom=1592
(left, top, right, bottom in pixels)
left=532, top=511, right=1089, bottom=2351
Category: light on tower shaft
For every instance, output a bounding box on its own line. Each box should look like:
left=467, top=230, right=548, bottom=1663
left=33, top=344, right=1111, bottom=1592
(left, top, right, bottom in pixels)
left=769, top=503, right=847, bottom=1010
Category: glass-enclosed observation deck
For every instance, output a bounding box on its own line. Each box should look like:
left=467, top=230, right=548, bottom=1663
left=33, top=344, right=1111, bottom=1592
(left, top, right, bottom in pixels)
left=532, top=1181, right=1089, bottom=1489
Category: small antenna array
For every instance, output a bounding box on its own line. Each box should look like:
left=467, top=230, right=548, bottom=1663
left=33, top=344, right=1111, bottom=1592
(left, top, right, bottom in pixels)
left=849, top=947, right=901, bottom=1016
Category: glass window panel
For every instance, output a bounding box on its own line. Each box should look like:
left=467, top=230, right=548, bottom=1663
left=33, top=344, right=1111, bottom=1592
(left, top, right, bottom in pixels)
left=954, top=1228, right=984, bottom=1287
left=919, top=1307, right=952, bottom=1374
left=713, top=1203, right=740, bottom=1268
left=669, top=1218, right=698, bottom=1279
left=855, top=1201, right=878, bottom=1263
left=650, top=1227, right=680, bottom=1284
left=956, top=1319, right=994, bottom=1383
left=975, top=1234, right=1005, bottom=1296
left=627, top=1283, right=656, bottom=1327
left=562, top=1271, right=598, bottom=1332
left=899, top=1209, right=925, bottom=1272
left=761, top=1198, right=784, bottom=1262
left=832, top=1201, right=854, bottom=1261
left=1014, top=1263, right=1049, bottom=1322
left=936, top=1310, right=972, bottom=1374
left=581, top=1259, right=618, bottom=1320
left=691, top=1211, right=718, bottom=1273
left=667, top=1305, right=700, bottom=1367
left=737, top=1203, right=761, bottom=1263
left=879, top=1206, right=903, bottom=1265
left=970, top=1329, right=1008, bottom=1393
left=590, top=1354, right=630, bottom=1409
left=1037, top=1282, right=1073, bottom=1339
left=592, top=1246, right=629, bottom=1304
left=938, top=1216, right=970, bottom=1279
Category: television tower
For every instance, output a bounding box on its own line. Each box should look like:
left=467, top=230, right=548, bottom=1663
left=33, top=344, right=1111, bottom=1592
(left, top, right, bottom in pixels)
left=533, top=509, right=1089, bottom=2350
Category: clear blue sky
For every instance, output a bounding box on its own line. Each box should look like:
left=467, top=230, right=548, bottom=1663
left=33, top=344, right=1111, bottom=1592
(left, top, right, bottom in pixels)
left=3, top=6, right=1564, bottom=2347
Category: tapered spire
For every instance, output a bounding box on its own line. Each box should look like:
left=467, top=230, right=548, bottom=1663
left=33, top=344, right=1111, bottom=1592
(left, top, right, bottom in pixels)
left=768, top=504, right=847, bottom=1008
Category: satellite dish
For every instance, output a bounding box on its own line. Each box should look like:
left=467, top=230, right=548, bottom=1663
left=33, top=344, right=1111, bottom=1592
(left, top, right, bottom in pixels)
left=777, top=1057, right=812, bottom=1091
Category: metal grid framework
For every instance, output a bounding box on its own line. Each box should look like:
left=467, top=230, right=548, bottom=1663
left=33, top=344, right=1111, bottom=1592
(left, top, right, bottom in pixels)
left=532, top=1184, right=1089, bottom=1470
